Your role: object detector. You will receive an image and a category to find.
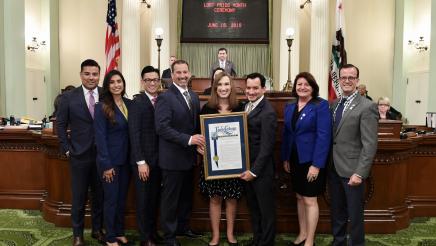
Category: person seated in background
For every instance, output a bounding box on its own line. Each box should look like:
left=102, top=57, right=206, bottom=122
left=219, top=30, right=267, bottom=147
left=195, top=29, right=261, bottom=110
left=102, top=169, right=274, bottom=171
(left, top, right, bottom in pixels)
left=50, top=85, right=75, bottom=120
left=378, top=96, right=399, bottom=120
left=203, top=67, right=225, bottom=95
left=161, top=56, right=177, bottom=89
left=210, top=48, right=236, bottom=77
left=162, top=56, right=176, bottom=79
left=357, top=84, right=372, bottom=101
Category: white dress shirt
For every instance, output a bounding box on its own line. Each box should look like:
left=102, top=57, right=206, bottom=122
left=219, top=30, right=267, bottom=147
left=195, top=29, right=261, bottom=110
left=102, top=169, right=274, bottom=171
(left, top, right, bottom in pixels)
left=82, top=85, right=99, bottom=106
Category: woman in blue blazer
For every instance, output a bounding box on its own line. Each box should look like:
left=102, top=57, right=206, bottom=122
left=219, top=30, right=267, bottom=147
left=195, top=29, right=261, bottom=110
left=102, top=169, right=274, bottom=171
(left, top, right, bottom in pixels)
left=281, top=72, right=332, bottom=246
left=94, top=70, right=131, bottom=246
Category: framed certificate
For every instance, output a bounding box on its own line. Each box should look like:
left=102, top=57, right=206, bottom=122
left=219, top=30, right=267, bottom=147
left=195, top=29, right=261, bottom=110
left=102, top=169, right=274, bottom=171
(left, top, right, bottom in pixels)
left=200, top=112, right=250, bottom=180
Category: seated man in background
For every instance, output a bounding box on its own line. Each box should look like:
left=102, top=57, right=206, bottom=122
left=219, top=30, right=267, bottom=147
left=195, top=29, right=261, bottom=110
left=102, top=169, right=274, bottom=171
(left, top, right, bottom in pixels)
left=162, top=56, right=176, bottom=79
left=161, top=56, right=177, bottom=88
left=357, top=84, right=373, bottom=101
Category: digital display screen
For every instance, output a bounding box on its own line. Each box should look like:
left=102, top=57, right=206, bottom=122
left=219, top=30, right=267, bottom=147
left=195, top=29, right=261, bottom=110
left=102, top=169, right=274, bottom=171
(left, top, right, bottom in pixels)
left=181, top=0, right=269, bottom=43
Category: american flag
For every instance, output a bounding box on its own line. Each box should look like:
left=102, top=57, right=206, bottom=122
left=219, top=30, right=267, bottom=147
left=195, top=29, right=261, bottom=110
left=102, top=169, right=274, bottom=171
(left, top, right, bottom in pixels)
left=105, top=0, right=120, bottom=74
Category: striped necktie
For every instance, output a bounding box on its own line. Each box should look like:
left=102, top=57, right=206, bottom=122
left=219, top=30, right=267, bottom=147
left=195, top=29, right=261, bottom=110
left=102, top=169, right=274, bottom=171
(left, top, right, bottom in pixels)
left=183, top=91, right=193, bottom=110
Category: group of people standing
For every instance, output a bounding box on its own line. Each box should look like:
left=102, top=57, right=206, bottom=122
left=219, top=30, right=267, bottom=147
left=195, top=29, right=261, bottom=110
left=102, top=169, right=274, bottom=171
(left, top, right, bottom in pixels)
left=57, top=58, right=378, bottom=246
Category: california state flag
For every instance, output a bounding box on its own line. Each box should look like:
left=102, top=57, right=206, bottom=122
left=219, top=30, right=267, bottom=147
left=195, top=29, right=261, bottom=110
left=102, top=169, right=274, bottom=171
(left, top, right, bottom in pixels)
left=328, top=0, right=347, bottom=101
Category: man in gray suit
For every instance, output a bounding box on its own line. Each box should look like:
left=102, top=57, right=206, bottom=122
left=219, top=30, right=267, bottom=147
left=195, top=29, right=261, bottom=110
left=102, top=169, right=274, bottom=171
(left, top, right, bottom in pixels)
left=209, top=48, right=237, bottom=77
left=329, top=64, right=378, bottom=246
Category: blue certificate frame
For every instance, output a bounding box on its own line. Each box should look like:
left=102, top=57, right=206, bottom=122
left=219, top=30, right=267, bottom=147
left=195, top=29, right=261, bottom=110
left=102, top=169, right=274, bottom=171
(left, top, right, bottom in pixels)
left=200, top=112, right=250, bottom=180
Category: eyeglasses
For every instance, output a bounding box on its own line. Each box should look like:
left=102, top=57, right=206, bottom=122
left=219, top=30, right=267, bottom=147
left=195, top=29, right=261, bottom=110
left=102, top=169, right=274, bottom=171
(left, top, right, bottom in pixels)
left=339, top=76, right=358, bottom=82
left=143, top=78, right=161, bottom=83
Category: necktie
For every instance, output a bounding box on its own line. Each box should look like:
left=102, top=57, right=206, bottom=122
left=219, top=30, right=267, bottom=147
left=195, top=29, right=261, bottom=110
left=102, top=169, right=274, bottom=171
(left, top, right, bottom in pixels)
left=220, top=61, right=225, bottom=69
left=246, top=102, right=254, bottom=114
left=88, top=91, right=95, bottom=118
left=334, top=98, right=346, bottom=128
left=183, top=91, right=193, bottom=110
left=151, top=96, right=157, bottom=107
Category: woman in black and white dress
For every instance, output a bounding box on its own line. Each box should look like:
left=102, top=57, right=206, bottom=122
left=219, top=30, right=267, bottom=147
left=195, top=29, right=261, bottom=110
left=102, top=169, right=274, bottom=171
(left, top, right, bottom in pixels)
left=198, top=72, right=243, bottom=246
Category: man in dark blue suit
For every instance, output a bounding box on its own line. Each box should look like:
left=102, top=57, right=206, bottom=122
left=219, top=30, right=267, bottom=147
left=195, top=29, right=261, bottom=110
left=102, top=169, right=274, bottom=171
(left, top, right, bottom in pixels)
left=129, top=66, right=162, bottom=246
left=155, top=60, right=205, bottom=246
left=57, top=59, right=104, bottom=246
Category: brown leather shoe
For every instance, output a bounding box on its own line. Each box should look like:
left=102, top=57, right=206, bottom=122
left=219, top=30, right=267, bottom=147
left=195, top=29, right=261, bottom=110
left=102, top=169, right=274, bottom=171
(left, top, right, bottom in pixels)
left=72, top=236, right=85, bottom=246
left=91, top=230, right=106, bottom=244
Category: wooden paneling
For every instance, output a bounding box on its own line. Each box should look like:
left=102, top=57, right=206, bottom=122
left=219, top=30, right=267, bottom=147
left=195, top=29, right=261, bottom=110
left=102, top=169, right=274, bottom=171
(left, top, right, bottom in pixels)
left=0, top=130, right=46, bottom=209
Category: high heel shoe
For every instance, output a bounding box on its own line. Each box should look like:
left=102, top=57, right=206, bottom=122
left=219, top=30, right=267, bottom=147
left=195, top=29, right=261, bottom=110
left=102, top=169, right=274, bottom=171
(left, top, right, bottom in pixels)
left=289, top=239, right=305, bottom=246
left=227, top=240, right=238, bottom=246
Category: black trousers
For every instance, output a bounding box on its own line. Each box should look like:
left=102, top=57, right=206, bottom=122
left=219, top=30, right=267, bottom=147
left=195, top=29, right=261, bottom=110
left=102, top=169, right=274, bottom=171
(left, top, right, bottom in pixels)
left=69, top=150, right=104, bottom=237
left=132, top=165, right=162, bottom=242
left=245, top=174, right=276, bottom=246
left=328, top=168, right=365, bottom=246
left=160, top=169, right=193, bottom=244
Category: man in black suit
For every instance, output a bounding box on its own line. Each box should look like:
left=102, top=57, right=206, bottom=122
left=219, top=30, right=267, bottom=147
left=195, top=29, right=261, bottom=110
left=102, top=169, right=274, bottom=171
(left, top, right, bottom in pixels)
left=56, top=59, right=104, bottom=246
left=155, top=60, right=205, bottom=246
left=129, top=66, right=162, bottom=246
left=209, top=48, right=237, bottom=77
left=240, top=73, right=277, bottom=246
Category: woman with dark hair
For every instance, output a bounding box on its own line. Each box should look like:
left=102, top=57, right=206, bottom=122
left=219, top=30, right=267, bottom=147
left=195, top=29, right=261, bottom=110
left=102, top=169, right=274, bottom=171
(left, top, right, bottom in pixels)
left=94, top=70, right=131, bottom=246
left=281, top=72, right=332, bottom=246
left=198, top=72, right=243, bottom=246
left=203, top=67, right=225, bottom=95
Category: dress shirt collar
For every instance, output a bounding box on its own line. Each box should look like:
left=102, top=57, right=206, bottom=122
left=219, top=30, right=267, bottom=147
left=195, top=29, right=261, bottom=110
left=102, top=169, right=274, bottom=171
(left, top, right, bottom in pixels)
left=82, top=85, right=99, bottom=103
left=144, top=91, right=157, bottom=102
left=246, top=95, right=264, bottom=112
left=340, top=90, right=358, bottom=104
left=173, top=82, right=189, bottom=95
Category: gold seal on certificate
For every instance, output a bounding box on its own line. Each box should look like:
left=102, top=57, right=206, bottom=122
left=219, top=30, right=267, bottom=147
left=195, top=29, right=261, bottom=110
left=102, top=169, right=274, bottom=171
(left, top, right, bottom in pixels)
left=200, top=112, right=250, bottom=180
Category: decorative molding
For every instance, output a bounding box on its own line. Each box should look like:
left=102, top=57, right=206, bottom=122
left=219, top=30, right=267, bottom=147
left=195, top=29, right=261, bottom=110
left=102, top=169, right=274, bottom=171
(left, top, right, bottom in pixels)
left=411, top=146, right=436, bottom=156
left=373, top=150, right=411, bottom=164
left=44, top=145, right=67, bottom=160
left=0, top=142, right=44, bottom=151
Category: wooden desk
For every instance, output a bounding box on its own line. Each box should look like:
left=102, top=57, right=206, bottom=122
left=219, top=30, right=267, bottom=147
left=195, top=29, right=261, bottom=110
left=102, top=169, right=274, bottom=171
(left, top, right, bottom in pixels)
left=1, top=95, right=436, bottom=233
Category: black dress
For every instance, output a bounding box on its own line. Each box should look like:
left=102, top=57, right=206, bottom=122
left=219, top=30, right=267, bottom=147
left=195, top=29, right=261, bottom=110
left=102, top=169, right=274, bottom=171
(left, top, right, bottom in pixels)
left=290, top=104, right=326, bottom=197
left=198, top=103, right=245, bottom=200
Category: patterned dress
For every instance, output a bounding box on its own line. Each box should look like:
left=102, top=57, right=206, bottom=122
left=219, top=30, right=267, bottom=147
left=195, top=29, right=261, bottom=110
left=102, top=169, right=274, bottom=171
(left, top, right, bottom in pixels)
left=198, top=103, right=245, bottom=200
